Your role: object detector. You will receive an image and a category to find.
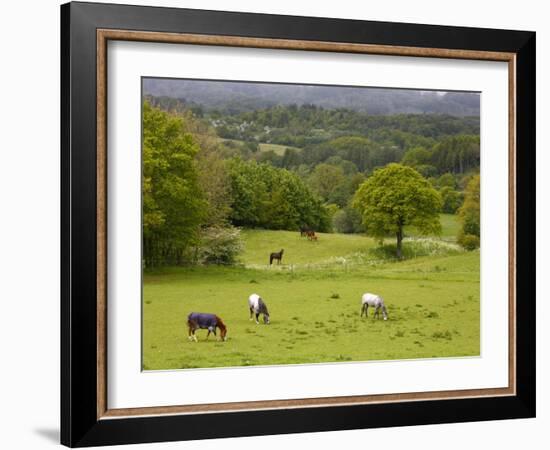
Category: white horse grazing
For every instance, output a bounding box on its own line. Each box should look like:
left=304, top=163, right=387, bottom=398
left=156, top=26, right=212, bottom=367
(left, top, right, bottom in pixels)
left=248, top=293, right=270, bottom=324
left=361, top=293, right=388, bottom=320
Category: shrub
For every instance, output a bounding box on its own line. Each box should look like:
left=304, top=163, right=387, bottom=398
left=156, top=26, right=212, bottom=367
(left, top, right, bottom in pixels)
left=197, top=226, right=244, bottom=265
left=457, top=175, right=480, bottom=244
left=458, top=233, right=480, bottom=250
left=439, top=186, right=463, bottom=213
left=369, top=237, right=462, bottom=260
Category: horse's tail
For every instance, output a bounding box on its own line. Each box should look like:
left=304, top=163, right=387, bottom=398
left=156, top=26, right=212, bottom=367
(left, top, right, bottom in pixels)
left=269, top=254, right=273, bottom=265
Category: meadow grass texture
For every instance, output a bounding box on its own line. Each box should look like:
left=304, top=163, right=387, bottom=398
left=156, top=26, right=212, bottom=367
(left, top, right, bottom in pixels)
left=143, top=217, right=479, bottom=370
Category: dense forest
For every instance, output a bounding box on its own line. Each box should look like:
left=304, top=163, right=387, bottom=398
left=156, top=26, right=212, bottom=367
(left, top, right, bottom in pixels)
left=143, top=91, right=480, bottom=267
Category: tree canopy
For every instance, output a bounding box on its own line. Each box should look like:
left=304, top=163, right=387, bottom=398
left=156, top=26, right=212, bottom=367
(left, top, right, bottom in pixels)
left=148, top=95, right=480, bottom=178
left=227, top=159, right=331, bottom=232
left=142, top=101, right=206, bottom=266
left=353, top=163, right=442, bottom=258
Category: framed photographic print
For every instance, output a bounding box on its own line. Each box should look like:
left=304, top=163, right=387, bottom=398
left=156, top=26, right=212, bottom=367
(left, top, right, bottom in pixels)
left=61, top=1, right=536, bottom=447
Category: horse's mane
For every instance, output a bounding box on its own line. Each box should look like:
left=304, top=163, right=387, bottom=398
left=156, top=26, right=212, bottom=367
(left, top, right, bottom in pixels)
left=258, top=298, right=269, bottom=315
left=215, top=315, right=226, bottom=331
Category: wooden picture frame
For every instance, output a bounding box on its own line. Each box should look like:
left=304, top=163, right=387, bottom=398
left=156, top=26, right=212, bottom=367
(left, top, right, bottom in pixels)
left=61, top=1, right=535, bottom=447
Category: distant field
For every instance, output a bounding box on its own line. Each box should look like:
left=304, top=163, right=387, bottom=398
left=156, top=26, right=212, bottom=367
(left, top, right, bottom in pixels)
left=218, top=138, right=301, bottom=156
left=439, top=213, right=462, bottom=238
left=406, top=213, right=460, bottom=241
left=258, top=142, right=301, bottom=155
left=143, top=220, right=479, bottom=370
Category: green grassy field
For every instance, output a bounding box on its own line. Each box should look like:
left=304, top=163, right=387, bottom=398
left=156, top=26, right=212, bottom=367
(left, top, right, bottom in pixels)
left=405, top=213, right=461, bottom=241
left=258, top=142, right=301, bottom=155
left=218, top=138, right=300, bottom=156
left=143, top=215, right=479, bottom=370
left=240, top=229, right=376, bottom=266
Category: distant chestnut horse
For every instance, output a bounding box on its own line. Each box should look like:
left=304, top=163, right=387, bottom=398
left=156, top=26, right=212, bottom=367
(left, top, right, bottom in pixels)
left=269, top=249, right=284, bottom=265
left=306, top=230, right=317, bottom=241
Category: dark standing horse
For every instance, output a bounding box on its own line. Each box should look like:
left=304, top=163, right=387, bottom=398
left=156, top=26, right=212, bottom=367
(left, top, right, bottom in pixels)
left=269, top=249, right=284, bottom=265
left=299, top=225, right=311, bottom=237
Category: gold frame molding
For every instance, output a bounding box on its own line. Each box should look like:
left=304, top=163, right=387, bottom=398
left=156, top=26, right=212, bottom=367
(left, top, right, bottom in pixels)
left=96, top=29, right=516, bottom=420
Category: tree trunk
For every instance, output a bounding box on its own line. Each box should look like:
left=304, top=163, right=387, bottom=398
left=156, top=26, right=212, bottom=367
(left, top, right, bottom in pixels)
left=396, top=227, right=403, bottom=259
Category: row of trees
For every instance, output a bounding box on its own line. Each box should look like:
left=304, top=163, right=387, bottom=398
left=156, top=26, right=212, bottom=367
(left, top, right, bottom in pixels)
left=213, top=104, right=479, bottom=145
left=255, top=134, right=479, bottom=179
left=147, top=97, right=479, bottom=174
left=401, top=135, right=480, bottom=176
left=227, top=159, right=330, bottom=231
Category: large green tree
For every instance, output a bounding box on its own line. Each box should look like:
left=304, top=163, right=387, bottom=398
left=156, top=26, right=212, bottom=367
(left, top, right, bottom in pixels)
left=142, top=102, right=206, bottom=266
left=182, top=111, right=233, bottom=227
left=307, top=163, right=346, bottom=201
left=227, top=159, right=330, bottom=231
left=353, top=163, right=442, bottom=258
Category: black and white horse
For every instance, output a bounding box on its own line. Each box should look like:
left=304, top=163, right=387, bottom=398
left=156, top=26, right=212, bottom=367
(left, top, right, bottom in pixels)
left=248, top=293, right=270, bottom=324
left=269, top=249, right=284, bottom=265
left=360, top=293, right=388, bottom=320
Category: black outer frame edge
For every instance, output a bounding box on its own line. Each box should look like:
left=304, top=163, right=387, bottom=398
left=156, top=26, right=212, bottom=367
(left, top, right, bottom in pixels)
left=77, top=395, right=534, bottom=447
left=68, top=1, right=535, bottom=52
left=60, top=2, right=72, bottom=447
left=514, top=33, right=536, bottom=415
left=62, top=2, right=100, bottom=446
left=60, top=1, right=536, bottom=447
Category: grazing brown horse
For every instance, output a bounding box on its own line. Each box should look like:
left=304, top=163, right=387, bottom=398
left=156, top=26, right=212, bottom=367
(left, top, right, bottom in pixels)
left=187, top=312, right=227, bottom=341
left=269, top=249, right=284, bottom=265
left=306, top=230, right=317, bottom=241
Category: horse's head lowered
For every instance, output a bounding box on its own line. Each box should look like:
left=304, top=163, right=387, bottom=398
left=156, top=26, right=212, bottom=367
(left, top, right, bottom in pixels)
left=216, top=317, right=227, bottom=341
